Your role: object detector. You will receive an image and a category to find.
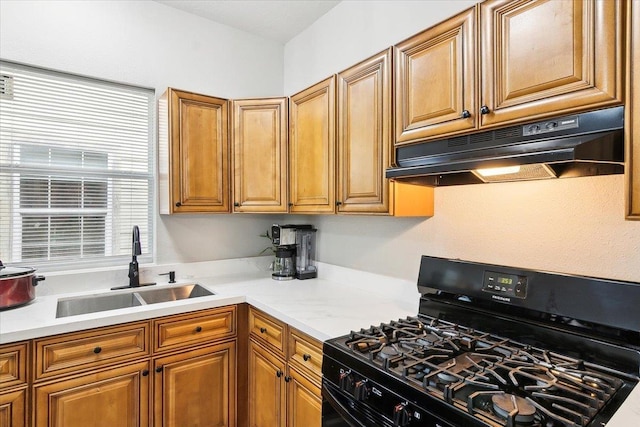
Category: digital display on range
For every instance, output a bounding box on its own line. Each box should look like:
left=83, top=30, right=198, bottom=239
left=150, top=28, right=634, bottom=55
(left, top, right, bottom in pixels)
left=497, top=277, right=513, bottom=285
left=482, top=271, right=527, bottom=300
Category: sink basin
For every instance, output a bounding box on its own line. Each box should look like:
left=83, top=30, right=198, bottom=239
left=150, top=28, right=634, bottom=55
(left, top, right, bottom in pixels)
left=57, top=292, right=143, bottom=318
left=56, top=284, right=214, bottom=318
left=136, top=284, right=213, bottom=304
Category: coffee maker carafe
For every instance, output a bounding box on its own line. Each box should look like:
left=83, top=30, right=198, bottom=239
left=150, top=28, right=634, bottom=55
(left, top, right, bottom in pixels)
left=271, top=225, right=297, bottom=280
left=271, top=224, right=317, bottom=281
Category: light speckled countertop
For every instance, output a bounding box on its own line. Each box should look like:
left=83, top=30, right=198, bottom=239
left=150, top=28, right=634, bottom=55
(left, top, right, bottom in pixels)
left=0, top=258, right=637, bottom=426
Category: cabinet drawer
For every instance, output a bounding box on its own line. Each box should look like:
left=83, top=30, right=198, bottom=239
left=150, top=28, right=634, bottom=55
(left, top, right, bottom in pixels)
left=0, top=341, right=28, bottom=390
left=34, top=322, right=150, bottom=381
left=288, top=329, right=322, bottom=379
left=153, top=306, right=236, bottom=352
left=248, top=307, right=287, bottom=356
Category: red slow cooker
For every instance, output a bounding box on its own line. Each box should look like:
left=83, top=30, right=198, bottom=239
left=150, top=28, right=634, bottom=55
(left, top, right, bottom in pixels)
left=0, top=260, right=45, bottom=310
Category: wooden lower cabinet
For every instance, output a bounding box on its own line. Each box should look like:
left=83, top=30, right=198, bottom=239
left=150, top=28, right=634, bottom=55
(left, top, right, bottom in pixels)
left=153, top=340, right=236, bottom=427
left=247, top=308, right=322, bottom=427
left=33, top=361, right=150, bottom=427
left=0, top=341, right=29, bottom=427
left=286, top=368, right=321, bottom=427
left=248, top=340, right=320, bottom=427
left=248, top=341, right=286, bottom=427
left=0, top=388, right=27, bottom=427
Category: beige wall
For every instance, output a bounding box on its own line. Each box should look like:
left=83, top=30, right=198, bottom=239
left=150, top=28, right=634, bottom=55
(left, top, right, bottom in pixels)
left=285, top=1, right=640, bottom=283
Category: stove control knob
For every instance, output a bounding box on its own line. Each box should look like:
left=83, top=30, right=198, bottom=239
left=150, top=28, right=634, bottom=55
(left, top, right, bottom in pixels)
left=354, top=379, right=370, bottom=401
left=393, top=402, right=412, bottom=427
left=338, top=370, right=354, bottom=392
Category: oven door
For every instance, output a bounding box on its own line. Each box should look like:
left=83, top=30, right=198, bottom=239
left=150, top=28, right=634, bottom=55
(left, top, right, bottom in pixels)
left=322, top=380, right=394, bottom=427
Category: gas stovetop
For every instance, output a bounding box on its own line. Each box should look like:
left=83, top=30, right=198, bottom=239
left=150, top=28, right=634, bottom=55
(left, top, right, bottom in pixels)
left=321, top=256, right=640, bottom=427
left=330, top=315, right=629, bottom=427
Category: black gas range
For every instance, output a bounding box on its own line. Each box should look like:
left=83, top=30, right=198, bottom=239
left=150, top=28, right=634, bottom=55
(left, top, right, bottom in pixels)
left=322, top=256, right=640, bottom=427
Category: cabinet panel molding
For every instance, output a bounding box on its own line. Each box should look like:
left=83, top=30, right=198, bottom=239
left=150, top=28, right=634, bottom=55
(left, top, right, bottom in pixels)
left=480, top=0, right=623, bottom=127
left=289, top=76, right=336, bottom=214
left=233, top=98, right=288, bottom=212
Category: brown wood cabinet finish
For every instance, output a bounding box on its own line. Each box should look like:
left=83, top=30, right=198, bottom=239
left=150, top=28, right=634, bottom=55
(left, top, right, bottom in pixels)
left=289, top=76, right=336, bottom=214
left=159, top=88, right=230, bottom=214
left=153, top=340, right=236, bottom=427
left=248, top=340, right=286, bottom=427
left=153, top=305, right=236, bottom=353
left=286, top=367, right=321, bottom=427
left=233, top=98, right=288, bottom=213
left=338, top=48, right=435, bottom=216
left=337, top=48, right=393, bottom=213
left=0, top=388, right=27, bottom=427
left=34, top=322, right=149, bottom=381
left=394, top=7, right=477, bottom=144
left=0, top=342, right=28, bottom=391
left=33, top=361, right=150, bottom=427
left=627, top=0, right=640, bottom=219
left=247, top=309, right=321, bottom=427
left=248, top=306, right=287, bottom=357
left=479, top=0, right=623, bottom=128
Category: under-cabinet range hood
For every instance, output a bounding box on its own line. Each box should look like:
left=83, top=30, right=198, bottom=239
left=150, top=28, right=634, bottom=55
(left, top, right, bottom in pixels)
left=386, top=106, right=624, bottom=186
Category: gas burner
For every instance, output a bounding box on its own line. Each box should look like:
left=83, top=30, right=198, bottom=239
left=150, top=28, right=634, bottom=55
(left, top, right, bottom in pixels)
left=491, top=393, right=537, bottom=424
left=436, top=371, right=459, bottom=384
left=375, top=345, right=400, bottom=360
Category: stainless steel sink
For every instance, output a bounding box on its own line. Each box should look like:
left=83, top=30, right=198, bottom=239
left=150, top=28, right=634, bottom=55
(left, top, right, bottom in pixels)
left=56, top=292, right=144, bottom=318
left=56, top=284, right=214, bottom=318
left=136, top=284, right=212, bottom=304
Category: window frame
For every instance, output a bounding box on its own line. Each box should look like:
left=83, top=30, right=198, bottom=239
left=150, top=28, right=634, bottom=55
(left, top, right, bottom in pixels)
left=0, top=59, right=156, bottom=271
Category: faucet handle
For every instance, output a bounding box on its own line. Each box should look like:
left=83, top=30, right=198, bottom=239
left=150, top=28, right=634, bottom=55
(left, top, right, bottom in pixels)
left=159, top=271, right=176, bottom=283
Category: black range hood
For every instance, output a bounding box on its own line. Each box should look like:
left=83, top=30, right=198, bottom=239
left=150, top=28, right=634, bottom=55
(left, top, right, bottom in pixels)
left=386, top=106, right=624, bottom=186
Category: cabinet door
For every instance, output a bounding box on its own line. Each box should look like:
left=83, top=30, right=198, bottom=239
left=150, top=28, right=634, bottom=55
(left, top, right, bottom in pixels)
left=480, top=0, right=623, bottom=127
left=394, top=7, right=476, bottom=144
left=0, top=388, right=27, bottom=427
left=232, top=98, right=288, bottom=213
left=153, top=340, right=236, bottom=427
left=337, top=49, right=392, bottom=214
left=286, top=368, right=321, bottom=427
left=33, top=361, right=149, bottom=427
left=289, top=77, right=336, bottom=214
left=162, top=88, right=230, bottom=213
left=627, top=0, right=640, bottom=219
left=248, top=341, right=286, bottom=427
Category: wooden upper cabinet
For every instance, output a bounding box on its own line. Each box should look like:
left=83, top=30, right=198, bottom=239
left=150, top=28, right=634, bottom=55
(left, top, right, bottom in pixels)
left=395, top=7, right=477, bottom=144
left=480, top=0, right=623, bottom=127
left=627, top=0, right=640, bottom=219
left=289, top=77, right=336, bottom=214
left=337, top=49, right=433, bottom=216
left=337, top=49, right=392, bottom=214
left=232, top=98, right=288, bottom=213
left=159, top=88, right=230, bottom=214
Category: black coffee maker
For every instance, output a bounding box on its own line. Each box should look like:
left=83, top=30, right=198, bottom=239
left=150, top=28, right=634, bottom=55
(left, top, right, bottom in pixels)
left=271, top=224, right=317, bottom=280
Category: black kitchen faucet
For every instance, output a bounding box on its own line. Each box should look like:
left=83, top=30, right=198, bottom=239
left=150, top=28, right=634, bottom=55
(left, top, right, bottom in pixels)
left=111, top=226, right=155, bottom=290
left=128, top=225, right=142, bottom=287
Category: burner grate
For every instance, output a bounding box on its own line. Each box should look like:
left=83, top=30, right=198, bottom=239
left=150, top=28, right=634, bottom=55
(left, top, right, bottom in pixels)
left=339, top=315, right=624, bottom=427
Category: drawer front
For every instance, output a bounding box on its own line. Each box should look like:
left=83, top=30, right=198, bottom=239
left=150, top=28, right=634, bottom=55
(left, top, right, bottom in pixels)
left=0, top=342, right=28, bottom=390
left=34, top=322, right=150, bottom=381
left=248, top=307, right=286, bottom=356
left=154, top=306, right=236, bottom=352
left=288, top=329, right=322, bottom=378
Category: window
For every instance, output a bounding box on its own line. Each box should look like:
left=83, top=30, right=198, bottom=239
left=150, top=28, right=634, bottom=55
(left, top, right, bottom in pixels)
left=0, top=61, right=154, bottom=270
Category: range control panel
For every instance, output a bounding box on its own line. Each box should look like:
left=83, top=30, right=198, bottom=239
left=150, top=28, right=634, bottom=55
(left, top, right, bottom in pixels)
left=482, top=271, right=528, bottom=299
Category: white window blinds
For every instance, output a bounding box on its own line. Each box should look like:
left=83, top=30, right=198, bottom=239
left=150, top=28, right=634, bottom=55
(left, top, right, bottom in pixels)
left=0, top=61, right=154, bottom=270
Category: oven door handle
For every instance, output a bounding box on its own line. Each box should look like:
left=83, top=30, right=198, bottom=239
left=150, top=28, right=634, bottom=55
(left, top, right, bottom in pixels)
left=322, top=382, right=367, bottom=427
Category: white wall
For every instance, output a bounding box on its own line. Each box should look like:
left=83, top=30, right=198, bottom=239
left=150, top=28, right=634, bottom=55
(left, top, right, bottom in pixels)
left=0, top=0, right=285, bottom=266
left=284, top=1, right=640, bottom=282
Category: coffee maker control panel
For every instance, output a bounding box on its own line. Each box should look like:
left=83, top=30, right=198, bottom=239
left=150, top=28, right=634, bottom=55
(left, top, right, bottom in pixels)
left=271, top=225, right=296, bottom=246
